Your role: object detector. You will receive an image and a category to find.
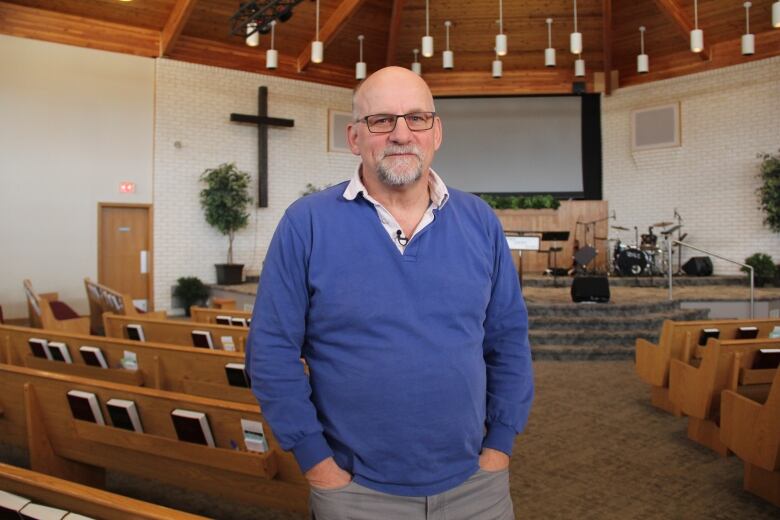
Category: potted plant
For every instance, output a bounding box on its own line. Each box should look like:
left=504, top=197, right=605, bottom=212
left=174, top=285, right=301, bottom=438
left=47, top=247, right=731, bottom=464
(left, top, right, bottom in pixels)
left=756, top=149, right=780, bottom=232
left=200, top=163, right=253, bottom=285
left=173, top=276, right=210, bottom=316
left=741, top=253, right=776, bottom=287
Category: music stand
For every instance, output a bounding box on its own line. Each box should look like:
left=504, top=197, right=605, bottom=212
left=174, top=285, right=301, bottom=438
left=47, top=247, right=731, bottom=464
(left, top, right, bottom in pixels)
left=541, top=231, right=570, bottom=286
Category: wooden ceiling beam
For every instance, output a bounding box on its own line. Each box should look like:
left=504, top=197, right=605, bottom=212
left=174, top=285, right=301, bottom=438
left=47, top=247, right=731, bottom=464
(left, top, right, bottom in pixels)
left=160, top=0, right=198, bottom=57
left=602, top=0, right=613, bottom=95
left=385, top=0, right=405, bottom=67
left=651, top=0, right=710, bottom=61
left=296, top=0, right=369, bottom=72
left=0, top=2, right=159, bottom=57
left=424, top=70, right=582, bottom=97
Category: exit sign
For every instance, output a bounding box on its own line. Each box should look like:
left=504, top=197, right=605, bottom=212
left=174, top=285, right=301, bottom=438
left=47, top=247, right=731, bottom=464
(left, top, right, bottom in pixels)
left=120, top=182, right=136, bottom=194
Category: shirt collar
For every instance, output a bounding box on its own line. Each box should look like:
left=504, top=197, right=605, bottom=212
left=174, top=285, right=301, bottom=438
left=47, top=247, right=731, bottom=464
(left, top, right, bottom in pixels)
left=342, top=163, right=450, bottom=209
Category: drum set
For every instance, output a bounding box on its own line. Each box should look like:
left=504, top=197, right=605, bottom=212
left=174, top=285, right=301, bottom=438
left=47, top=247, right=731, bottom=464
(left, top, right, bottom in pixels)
left=610, top=218, right=686, bottom=277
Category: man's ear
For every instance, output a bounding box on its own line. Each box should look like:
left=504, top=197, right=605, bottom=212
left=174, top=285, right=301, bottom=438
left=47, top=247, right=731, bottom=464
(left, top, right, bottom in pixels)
left=346, top=122, right=361, bottom=156
left=433, top=116, right=443, bottom=151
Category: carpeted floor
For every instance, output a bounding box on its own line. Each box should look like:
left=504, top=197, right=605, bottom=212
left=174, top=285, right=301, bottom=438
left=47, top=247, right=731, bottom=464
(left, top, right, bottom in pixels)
left=2, top=360, right=776, bottom=519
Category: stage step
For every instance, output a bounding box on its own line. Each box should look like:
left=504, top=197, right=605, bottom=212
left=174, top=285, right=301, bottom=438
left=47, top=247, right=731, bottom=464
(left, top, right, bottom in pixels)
left=526, top=300, right=681, bottom=318
left=528, top=309, right=707, bottom=331
left=521, top=274, right=748, bottom=288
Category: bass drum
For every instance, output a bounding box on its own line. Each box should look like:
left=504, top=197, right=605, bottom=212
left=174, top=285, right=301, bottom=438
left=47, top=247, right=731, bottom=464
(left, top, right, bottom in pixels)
left=616, top=247, right=649, bottom=276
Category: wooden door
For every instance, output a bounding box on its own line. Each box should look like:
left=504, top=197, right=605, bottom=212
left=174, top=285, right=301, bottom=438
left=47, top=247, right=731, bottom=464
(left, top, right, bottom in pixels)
left=98, top=204, right=153, bottom=311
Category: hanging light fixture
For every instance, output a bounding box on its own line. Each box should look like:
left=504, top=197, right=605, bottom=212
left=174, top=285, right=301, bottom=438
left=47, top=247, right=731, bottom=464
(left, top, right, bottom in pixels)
left=570, top=0, right=582, bottom=54
left=412, top=48, right=422, bottom=75
left=545, top=18, right=556, bottom=67
left=574, top=53, right=585, bottom=77
left=742, top=2, right=754, bottom=55
left=422, top=0, right=434, bottom=57
left=492, top=50, right=503, bottom=78
left=355, top=35, right=367, bottom=79
left=496, top=0, right=507, bottom=56
left=443, top=21, right=454, bottom=69
left=774, top=1, right=780, bottom=28
left=266, top=21, right=278, bottom=69
left=690, top=0, right=703, bottom=53
left=637, top=26, right=648, bottom=74
left=246, top=21, right=260, bottom=47
left=311, top=0, right=323, bottom=63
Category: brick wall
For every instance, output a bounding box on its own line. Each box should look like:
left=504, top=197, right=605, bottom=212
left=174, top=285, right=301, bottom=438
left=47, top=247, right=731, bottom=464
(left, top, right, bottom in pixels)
left=602, top=56, right=780, bottom=275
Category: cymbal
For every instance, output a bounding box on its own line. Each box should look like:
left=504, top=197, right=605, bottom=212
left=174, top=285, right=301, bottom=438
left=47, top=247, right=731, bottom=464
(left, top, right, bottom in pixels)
left=660, top=224, right=682, bottom=235
left=611, top=225, right=629, bottom=231
left=653, top=221, right=674, bottom=228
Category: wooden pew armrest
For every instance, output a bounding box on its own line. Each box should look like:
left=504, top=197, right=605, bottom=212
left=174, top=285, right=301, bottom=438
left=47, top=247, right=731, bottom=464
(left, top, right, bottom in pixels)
left=720, top=389, right=778, bottom=471
left=669, top=359, right=707, bottom=418
left=635, top=338, right=665, bottom=386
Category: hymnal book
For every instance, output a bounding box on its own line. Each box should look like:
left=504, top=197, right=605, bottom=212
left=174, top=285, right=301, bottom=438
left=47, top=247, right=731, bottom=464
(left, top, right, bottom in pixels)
left=28, top=338, right=52, bottom=360
left=106, top=398, right=144, bottom=433
left=79, top=346, right=109, bottom=369
left=19, top=503, right=68, bottom=520
left=215, top=315, right=232, bottom=326
left=66, top=390, right=105, bottom=425
left=0, top=490, right=30, bottom=517
left=191, top=330, right=214, bottom=349
left=126, top=324, right=145, bottom=342
left=698, top=328, right=720, bottom=346
left=753, top=348, right=780, bottom=370
left=240, top=418, right=268, bottom=453
left=231, top=317, right=247, bottom=327
left=63, top=514, right=96, bottom=520
left=221, top=336, right=236, bottom=352
left=737, top=326, right=758, bottom=339
left=171, top=409, right=215, bottom=447
left=225, top=363, right=251, bottom=388
left=247, top=318, right=252, bottom=326
left=47, top=341, right=73, bottom=364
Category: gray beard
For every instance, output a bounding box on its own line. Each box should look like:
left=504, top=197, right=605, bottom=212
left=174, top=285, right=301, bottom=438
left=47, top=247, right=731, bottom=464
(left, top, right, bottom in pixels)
left=376, top=149, right=424, bottom=187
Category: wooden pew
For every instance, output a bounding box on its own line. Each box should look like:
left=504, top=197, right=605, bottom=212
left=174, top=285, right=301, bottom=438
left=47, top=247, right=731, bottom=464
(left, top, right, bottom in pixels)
left=635, top=318, right=780, bottom=415
left=0, top=462, right=207, bottom=519
left=103, top=313, right=249, bottom=352
left=0, top=364, right=308, bottom=514
left=23, top=280, right=90, bottom=335
left=668, top=337, right=778, bottom=455
left=84, top=278, right=166, bottom=335
left=0, top=325, right=254, bottom=404
left=190, top=306, right=251, bottom=326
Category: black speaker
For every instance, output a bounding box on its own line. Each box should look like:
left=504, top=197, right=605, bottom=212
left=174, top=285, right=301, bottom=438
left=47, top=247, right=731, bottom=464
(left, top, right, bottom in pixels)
left=682, top=256, right=713, bottom=276
left=572, top=81, right=587, bottom=94
left=571, top=276, right=610, bottom=303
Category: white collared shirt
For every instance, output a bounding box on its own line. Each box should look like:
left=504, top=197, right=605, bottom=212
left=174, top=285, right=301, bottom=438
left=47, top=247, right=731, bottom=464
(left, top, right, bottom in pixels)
left=342, top=164, right=450, bottom=253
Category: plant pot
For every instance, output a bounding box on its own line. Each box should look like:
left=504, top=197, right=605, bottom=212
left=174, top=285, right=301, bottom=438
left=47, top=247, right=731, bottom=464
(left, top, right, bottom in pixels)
left=215, top=264, right=244, bottom=285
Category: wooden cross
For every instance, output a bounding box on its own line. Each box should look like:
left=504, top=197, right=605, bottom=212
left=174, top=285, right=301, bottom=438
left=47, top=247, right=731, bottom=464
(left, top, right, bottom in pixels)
left=230, top=86, right=295, bottom=207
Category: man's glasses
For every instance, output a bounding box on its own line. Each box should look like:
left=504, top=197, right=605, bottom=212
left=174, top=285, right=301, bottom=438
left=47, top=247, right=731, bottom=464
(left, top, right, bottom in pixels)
left=358, top=112, right=436, bottom=134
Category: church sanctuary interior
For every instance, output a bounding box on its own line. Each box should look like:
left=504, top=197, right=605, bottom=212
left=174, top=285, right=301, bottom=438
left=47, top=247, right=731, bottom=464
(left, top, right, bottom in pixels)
left=1, top=0, right=780, bottom=518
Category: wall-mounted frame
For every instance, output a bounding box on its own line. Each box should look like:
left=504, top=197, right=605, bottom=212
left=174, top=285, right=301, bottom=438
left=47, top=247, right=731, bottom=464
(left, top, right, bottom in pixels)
left=328, top=109, right=352, bottom=153
left=631, top=102, right=681, bottom=152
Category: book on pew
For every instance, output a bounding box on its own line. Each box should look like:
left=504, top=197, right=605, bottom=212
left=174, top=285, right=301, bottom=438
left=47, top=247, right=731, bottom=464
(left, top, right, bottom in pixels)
left=247, top=318, right=251, bottom=326
left=28, top=338, right=52, bottom=360
left=231, top=317, right=247, bottom=327
left=753, top=349, right=780, bottom=369
left=171, top=409, right=215, bottom=447
left=698, top=328, right=720, bottom=346
left=106, top=398, right=144, bottom=433
left=225, top=362, right=251, bottom=388
left=221, top=336, right=236, bottom=352
left=241, top=419, right=269, bottom=453
left=66, top=390, right=105, bottom=425
left=19, top=503, right=68, bottom=520
left=0, top=490, right=31, bottom=517
left=125, top=324, right=145, bottom=342
left=79, top=346, right=109, bottom=369
left=63, top=514, right=96, bottom=520
left=736, top=326, right=758, bottom=339
left=191, top=330, right=214, bottom=349
left=47, top=342, right=73, bottom=364
left=215, top=315, right=232, bottom=326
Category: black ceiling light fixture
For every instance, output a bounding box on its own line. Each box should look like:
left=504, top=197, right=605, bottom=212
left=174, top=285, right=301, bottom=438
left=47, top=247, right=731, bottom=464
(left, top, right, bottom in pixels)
left=231, top=1, right=305, bottom=42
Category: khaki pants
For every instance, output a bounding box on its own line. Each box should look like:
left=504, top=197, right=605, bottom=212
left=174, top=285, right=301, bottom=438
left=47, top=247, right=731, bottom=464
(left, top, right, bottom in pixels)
left=310, top=468, right=514, bottom=520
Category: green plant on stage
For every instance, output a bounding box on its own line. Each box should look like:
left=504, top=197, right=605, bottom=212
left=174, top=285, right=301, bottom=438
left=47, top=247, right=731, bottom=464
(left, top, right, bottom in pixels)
left=301, top=182, right=331, bottom=197
left=173, top=276, right=210, bottom=316
left=199, top=163, right=253, bottom=264
left=756, top=149, right=780, bottom=232
left=741, top=253, right=776, bottom=287
left=480, top=194, right=561, bottom=210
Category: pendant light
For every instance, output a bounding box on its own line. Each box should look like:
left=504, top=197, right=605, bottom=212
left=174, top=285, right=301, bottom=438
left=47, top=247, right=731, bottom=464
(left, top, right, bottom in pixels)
left=356, top=35, right=367, bottom=79
left=443, top=21, right=454, bottom=69
left=574, top=54, right=585, bottom=77
left=774, top=2, right=780, bottom=28
left=496, top=0, right=507, bottom=56
left=311, top=0, right=323, bottom=63
left=742, top=2, right=754, bottom=56
left=690, top=0, right=703, bottom=53
left=545, top=18, right=556, bottom=67
left=412, top=48, right=422, bottom=75
left=492, top=50, right=503, bottom=78
left=637, top=26, right=648, bottom=74
left=266, top=21, right=278, bottom=69
left=246, top=21, right=260, bottom=47
left=570, top=0, right=582, bottom=54
left=422, top=0, right=433, bottom=57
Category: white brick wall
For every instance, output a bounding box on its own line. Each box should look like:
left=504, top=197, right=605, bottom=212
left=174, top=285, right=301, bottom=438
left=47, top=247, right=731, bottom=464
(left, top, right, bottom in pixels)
left=154, top=59, right=357, bottom=311
left=603, top=56, right=780, bottom=275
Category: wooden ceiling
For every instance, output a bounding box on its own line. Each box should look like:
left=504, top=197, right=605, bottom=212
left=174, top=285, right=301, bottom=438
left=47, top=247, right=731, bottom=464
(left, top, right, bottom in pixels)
left=1, top=0, right=778, bottom=95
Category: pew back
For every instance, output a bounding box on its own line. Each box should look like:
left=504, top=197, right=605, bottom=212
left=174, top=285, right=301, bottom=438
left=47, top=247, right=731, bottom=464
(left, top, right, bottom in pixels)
left=103, top=314, right=249, bottom=352
left=190, top=306, right=251, bottom=325
left=84, top=278, right=165, bottom=334
left=22, top=280, right=89, bottom=335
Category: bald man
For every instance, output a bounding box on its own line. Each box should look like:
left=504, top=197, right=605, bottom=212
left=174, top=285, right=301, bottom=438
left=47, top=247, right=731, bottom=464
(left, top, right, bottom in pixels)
left=246, top=67, right=533, bottom=520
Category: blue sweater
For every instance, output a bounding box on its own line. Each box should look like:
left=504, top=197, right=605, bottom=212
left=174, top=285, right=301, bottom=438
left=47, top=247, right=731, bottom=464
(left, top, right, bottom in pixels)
left=246, top=181, right=534, bottom=497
